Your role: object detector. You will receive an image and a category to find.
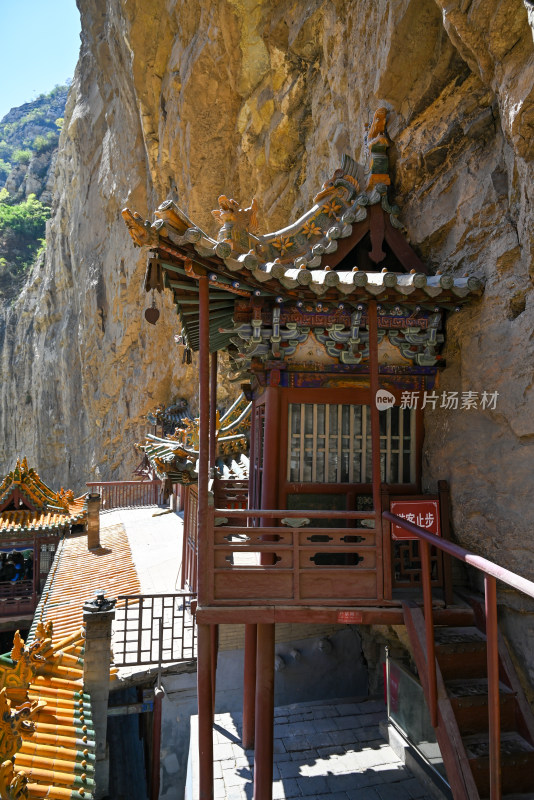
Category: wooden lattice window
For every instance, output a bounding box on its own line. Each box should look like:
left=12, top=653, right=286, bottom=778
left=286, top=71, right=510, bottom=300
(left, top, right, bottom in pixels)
left=287, top=403, right=416, bottom=484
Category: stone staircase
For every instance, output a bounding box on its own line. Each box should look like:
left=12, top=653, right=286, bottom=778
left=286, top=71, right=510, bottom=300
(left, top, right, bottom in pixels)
left=404, top=604, right=534, bottom=799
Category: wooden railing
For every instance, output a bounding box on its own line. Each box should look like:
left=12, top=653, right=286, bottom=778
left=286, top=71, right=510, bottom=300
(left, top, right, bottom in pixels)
left=207, top=507, right=378, bottom=605
left=86, top=480, right=163, bottom=509
left=214, top=479, right=249, bottom=513
left=182, top=486, right=198, bottom=591
left=0, top=580, right=35, bottom=617
left=383, top=510, right=534, bottom=800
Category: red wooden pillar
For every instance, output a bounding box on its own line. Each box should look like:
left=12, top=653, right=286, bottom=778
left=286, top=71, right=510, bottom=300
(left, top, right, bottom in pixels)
left=253, top=623, right=275, bottom=800
left=260, top=385, right=280, bottom=541
left=368, top=299, right=384, bottom=599
left=209, top=350, right=219, bottom=714
left=243, top=623, right=257, bottom=749
left=252, top=383, right=279, bottom=796
left=209, top=351, right=218, bottom=467
left=197, top=272, right=213, bottom=800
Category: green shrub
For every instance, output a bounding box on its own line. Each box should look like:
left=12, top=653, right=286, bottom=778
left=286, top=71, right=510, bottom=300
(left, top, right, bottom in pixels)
left=12, top=149, right=32, bottom=165
left=0, top=160, right=11, bottom=180
left=0, top=193, right=50, bottom=277
left=0, top=141, right=12, bottom=160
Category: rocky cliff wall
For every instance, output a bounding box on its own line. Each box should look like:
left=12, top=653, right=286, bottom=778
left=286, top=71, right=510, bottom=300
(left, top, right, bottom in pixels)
left=0, top=0, right=533, bottom=678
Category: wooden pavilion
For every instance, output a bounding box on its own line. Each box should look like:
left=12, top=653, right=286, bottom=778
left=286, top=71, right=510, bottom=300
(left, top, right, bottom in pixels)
left=0, top=458, right=87, bottom=620
left=123, top=110, right=534, bottom=799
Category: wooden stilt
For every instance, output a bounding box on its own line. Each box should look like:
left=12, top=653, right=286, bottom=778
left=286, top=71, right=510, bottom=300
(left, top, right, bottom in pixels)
left=198, top=272, right=210, bottom=602
left=209, top=351, right=218, bottom=468
left=254, top=623, right=275, bottom=800
left=243, top=623, right=257, bottom=750
left=197, top=623, right=214, bottom=800
left=197, top=274, right=213, bottom=799
left=211, top=624, right=219, bottom=716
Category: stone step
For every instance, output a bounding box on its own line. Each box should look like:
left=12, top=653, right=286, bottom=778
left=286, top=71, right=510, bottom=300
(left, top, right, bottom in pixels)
left=464, top=731, right=534, bottom=797
left=446, top=678, right=516, bottom=735
left=435, top=626, right=487, bottom=680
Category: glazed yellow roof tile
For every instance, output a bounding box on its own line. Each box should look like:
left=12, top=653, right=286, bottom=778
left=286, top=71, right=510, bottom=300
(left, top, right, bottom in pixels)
left=1, top=523, right=141, bottom=799
left=0, top=458, right=87, bottom=536
left=0, top=629, right=95, bottom=800
left=35, top=524, right=140, bottom=642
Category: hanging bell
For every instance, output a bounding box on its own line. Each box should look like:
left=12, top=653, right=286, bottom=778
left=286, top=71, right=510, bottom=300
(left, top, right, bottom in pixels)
left=145, top=290, right=160, bottom=325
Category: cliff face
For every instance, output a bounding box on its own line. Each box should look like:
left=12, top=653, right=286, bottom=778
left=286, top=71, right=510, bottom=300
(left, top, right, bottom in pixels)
left=0, top=0, right=533, bottom=650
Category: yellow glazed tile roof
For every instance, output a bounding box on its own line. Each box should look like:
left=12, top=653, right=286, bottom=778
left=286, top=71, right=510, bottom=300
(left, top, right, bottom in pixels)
left=0, top=523, right=140, bottom=799
left=0, top=459, right=87, bottom=536
left=35, top=524, right=141, bottom=641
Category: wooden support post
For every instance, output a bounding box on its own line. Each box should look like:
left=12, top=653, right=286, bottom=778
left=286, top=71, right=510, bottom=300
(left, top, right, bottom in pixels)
left=209, top=351, right=218, bottom=468
left=254, top=623, right=275, bottom=800
left=381, top=485, right=392, bottom=600
left=260, top=387, right=280, bottom=513
left=209, top=351, right=219, bottom=715
left=197, top=275, right=213, bottom=799
left=421, top=540, right=437, bottom=727
left=368, top=299, right=384, bottom=599
left=243, top=623, right=257, bottom=750
left=198, top=273, right=210, bottom=603
left=211, top=624, right=219, bottom=716
left=197, top=623, right=214, bottom=800
left=485, top=574, right=501, bottom=800
left=260, top=386, right=280, bottom=563
left=181, top=488, right=188, bottom=590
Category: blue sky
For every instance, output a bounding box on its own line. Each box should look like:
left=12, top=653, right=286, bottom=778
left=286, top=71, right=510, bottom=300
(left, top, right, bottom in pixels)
left=0, top=0, right=81, bottom=120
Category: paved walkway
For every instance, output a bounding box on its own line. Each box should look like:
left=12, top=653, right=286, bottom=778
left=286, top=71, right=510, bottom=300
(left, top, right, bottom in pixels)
left=198, top=698, right=436, bottom=800
left=100, top=506, right=184, bottom=593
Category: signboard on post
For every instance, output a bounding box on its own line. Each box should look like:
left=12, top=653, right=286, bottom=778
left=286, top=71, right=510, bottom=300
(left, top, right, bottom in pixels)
left=390, top=499, right=440, bottom=540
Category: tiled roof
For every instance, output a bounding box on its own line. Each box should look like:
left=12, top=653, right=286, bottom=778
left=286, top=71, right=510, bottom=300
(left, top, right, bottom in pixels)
left=32, top=525, right=140, bottom=641
left=0, top=524, right=141, bottom=799
left=138, top=393, right=251, bottom=485
left=0, top=507, right=85, bottom=535
left=0, top=459, right=87, bottom=537
left=122, top=109, right=483, bottom=354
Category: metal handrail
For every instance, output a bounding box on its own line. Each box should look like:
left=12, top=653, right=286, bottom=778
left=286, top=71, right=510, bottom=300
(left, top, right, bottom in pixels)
left=383, top=511, right=534, bottom=599
left=383, top=510, right=534, bottom=800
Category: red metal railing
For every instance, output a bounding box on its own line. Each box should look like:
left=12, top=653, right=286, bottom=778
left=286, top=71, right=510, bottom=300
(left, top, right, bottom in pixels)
left=86, top=480, right=163, bottom=510
left=383, top=510, right=534, bottom=800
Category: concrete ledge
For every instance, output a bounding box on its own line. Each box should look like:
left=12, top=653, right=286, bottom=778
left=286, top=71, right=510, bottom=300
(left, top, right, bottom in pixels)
left=380, top=720, right=452, bottom=800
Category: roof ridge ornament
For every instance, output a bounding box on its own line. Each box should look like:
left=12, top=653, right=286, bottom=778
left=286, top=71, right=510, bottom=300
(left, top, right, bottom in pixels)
left=366, top=106, right=391, bottom=191
left=212, top=195, right=259, bottom=255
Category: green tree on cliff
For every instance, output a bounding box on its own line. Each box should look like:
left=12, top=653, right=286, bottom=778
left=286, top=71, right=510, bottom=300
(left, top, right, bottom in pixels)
left=0, top=190, right=50, bottom=300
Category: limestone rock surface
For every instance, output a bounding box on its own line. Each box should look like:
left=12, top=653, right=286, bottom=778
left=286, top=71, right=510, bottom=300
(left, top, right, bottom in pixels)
left=0, top=0, right=533, bottom=682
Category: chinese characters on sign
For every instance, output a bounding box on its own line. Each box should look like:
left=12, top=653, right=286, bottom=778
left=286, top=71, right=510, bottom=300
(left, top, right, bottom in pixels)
left=390, top=500, right=441, bottom=541
left=400, top=391, right=498, bottom=410
left=337, top=610, right=363, bottom=624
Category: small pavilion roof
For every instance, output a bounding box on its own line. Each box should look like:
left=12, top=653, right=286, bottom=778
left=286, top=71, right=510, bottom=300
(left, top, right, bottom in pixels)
left=123, top=109, right=483, bottom=353
left=0, top=459, right=87, bottom=537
